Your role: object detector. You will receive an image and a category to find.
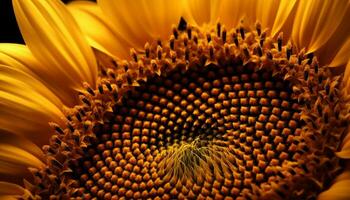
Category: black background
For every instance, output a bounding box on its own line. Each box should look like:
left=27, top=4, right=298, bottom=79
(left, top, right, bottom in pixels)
left=0, top=0, right=94, bottom=44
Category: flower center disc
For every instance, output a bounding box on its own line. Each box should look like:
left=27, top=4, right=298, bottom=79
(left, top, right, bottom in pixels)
left=34, top=20, right=348, bottom=200
left=77, top=63, right=306, bottom=199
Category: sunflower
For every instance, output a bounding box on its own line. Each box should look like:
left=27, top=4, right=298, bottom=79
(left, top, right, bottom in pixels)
left=1, top=0, right=350, bottom=199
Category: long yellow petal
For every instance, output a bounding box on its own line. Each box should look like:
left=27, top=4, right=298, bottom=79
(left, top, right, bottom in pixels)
left=0, top=144, right=44, bottom=174
left=0, top=63, right=64, bottom=145
left=254, top=0, right=298, bottom=38
left=270, top=0, right=298, bottom=38
left=256, top=0, right=279, bottom=30
left=0, top=182, right=33, bottom=199
left=184, top=0, right=222, bottom=27
left=0, top=132, right=43, bottom=161
left=0, top=44, right=38, bottom=74
left=0, top=182, right=24, bottom=195
left=292, top=0, right=321, bottom=49
left=13, top=0, right=97, bottom=105
left=67, top=1, right=129, bottom=59
left=308, top=1, right=349, bottom=53
left=0, top=44, right=69, bottom=106
left=292, top=0, right=349, bottom=53
left=184, top=0, right=256, bottom=29
left=329, top=38, right=350, bottom=68
left=97, top=0, right=183, bottom=51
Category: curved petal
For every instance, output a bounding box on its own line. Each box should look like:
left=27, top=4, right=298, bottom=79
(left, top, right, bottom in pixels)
left=336, top=147, right=350, bottom=159
left=317, top=171, right=350, bottom=200
left=184, top=0, right=256, bottom=29
left=270, top=0, right=298, bottom=38
left=0, top=182, right=31, bottom=199
left=329, top=38, right=350, bottom=68
left=292, top=0, right=349, bottom=53
left=0, top=144, right=44, bottom=175
left=308, top=1, right=349, bottom=53
left=0, top=63, right=64, bottom=145
left=0, top=132, right=44, bottom=185
left=97, top=0, right=183, bottom=51
left=205, top=0, right=256, bottom=29
left=0, top=44, right=38, bottom=74
left=0, top=132, right=43, bottom=162
left=67, top=1, right=129, bottom=59
left=256, top=0, right=280, bottom=31
left=0, top=43, right=76, bottom=105
left=183, top=0, right=222, bottom=27
left=213, top=0, right=297, bottom=35
left=13, top=0, right=97, bottom=106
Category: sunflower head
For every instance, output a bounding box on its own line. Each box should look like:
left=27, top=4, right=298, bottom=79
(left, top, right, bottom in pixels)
left=0, top=0, right=350, bottom=199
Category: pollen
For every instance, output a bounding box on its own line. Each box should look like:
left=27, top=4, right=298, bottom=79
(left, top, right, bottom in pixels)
left=27, top=19, right=349, bottom=199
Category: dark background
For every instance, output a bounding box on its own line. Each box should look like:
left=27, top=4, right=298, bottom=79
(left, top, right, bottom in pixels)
left=0, top=0, right=94, bottom=44
left=0, top=0, right=24, bottom=43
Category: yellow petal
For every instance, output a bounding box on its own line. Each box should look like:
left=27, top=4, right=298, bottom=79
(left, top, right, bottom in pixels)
left=292, top=0, right=349, bottom=53
left=0, top=182, right=33, bottom=199
left=0, top=182, right=26, bottom=197
left=213, top=0, right=256, bottom=29
left=0, top=44, right=38, bottom=74
left=329, top=38, right=350, bottom=68
left=0, top=132, right=43, bottom=161
left=270, top=0, right=298, bottom=38
left=256, top=0, right=279, bottom=30
left=317, top=171, right=350, bottom=200
left=97, top=0, right=183, bottom=51
left=184, top=0, right=222, bottom=27
left=0, top=134, right=43, bottom=184
left=0, top=63, right=64, bottom=145
left=0, top=44, right=72, bottom=105
left=184, top=0, right=256, bottom=29
left=292, top=0, right=321, bottom=49
left=336, top=149, right=350, bottom=159
left=0, top=144, right=44, bottom=175
left=308, top=1, right=349, bottom=53
left=67, top=1, right=129, bottom=59
left=13, top=0, right=97, bottom=106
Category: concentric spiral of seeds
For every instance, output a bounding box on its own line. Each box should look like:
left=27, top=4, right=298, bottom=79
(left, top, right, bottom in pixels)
left=76, top=63, right=302, bottom=200
left=26, top=19, right=349, bottom=200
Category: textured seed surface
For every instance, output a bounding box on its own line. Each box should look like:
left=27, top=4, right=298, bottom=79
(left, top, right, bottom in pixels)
left=75, top=64, right=303, bottom=199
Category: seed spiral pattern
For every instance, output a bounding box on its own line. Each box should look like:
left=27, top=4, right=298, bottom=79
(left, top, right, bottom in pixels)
left=76, top=63, right=303, bottom=200
left=25, top=19, right=349, bottom=200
